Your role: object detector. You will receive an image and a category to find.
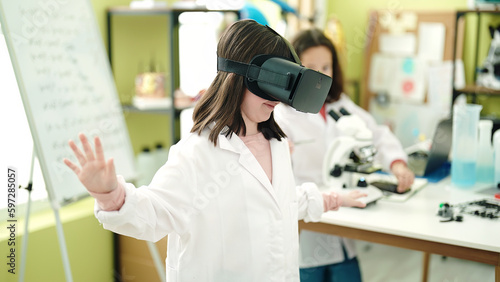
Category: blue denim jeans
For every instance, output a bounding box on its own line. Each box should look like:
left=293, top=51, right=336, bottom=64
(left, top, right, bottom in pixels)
left=299, top=246, right=362, bottom=282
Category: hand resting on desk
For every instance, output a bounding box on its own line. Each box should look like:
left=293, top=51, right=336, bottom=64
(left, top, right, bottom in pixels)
left=323, top=190, right=367, bottom=211
left=391, top=161, right=415, bottom=193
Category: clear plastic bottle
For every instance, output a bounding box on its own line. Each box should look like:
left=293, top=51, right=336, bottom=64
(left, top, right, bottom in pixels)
left=476, top=120, right=494, bottom=184
left=154, top=143, right=169, bottom=170
left=493, top=129, right=500, bottom=188
left=135, top=147, right=156, bottom=186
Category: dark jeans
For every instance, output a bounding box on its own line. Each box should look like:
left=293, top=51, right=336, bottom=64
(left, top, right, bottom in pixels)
left=299, top=245, right=362, bottom=282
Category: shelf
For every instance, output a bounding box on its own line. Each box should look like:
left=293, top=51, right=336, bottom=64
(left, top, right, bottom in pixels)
left=122, top=104, right=173, bottom=115
left=451, top=10, right=500, bottom=135
left=452, top=10, right=500, bottom=113
left=107, top=5, right=239, bottom=15
left=122, top=104, right=193, bottom=115
left=108, top=6, right=239, bottom=146
left=455, top=85, right=500, bottom=95
left=457, top=9, right=500, bottom=16
left=107, top=6, right=171, bottom=15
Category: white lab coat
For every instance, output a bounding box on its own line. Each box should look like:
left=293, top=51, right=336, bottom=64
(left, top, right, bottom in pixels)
left=94, top=125, right=324, bottom=281
left=274, top=94, right=407, bottom=268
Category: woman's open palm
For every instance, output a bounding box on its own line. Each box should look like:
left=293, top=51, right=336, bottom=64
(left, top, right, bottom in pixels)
left=63, top=133, right=118, bottom=193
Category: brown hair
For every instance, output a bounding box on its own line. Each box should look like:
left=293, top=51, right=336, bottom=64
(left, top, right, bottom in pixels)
left=291, top=28, right=344, bottom=103
left=191, top=20, right=291, bottom=145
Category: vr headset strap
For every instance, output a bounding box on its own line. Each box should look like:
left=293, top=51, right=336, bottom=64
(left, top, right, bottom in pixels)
left=217, top=57, right=291, bottom=89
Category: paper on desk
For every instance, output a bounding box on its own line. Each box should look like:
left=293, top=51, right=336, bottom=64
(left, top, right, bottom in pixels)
left=418, top=22, right=445, bottom=62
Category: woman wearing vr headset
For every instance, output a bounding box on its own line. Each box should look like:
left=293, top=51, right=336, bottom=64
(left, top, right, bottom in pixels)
left=274, top=28, right=415, bottom=282
left=63, top=20, right=366, bottom=281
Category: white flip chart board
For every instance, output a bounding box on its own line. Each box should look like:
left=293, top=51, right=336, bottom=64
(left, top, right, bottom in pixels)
left=0, top=0, right=136, bottom=206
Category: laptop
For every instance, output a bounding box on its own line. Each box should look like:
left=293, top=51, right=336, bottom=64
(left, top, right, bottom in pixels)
left=407, top=118, right=453, bottom=177
left=362, top=118, right=452, bottom=202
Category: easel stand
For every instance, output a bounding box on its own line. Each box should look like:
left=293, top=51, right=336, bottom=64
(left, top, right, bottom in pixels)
left=146, top=240, right=166, bottom=282
left=18, top=147, right=73, bottom=282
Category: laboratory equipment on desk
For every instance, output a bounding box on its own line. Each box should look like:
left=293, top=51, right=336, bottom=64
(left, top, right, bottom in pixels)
left=322, top=108, right=383, bottom=206
left=451, top=103, right=482, bottom=188
left=493, top=129, right=500, bottom=188
left=437, top=199, right=500, bottom=222
left=476, top=119, right=494, bottom=184
left=437, top=203, right=463, bottom=223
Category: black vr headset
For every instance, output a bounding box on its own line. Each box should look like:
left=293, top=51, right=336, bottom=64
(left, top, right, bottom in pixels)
left=216, top=28, right=332, bottom=113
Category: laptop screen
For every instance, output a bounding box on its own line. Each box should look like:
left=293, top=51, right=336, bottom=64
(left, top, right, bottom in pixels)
left=424, top=118, right=452, bottom=175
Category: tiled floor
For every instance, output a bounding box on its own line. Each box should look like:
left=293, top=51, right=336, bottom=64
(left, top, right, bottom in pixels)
left=356, top=241, right=495, bottom=282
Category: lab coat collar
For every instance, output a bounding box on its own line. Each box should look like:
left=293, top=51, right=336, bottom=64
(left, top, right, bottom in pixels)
left=217, top=128, right=281, bottom=207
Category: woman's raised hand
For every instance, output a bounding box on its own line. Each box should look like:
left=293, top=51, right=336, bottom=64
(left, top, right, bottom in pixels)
left=63, top=133, right=118, bottom=194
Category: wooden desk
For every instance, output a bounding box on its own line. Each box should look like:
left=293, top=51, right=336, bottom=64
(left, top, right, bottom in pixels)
left=299, top=178, right=500, bottom=282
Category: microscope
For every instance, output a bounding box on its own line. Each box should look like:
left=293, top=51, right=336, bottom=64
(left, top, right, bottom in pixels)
left=322, top=108, right=384, bottom=206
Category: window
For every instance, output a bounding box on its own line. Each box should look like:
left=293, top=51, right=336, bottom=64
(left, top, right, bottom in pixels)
left=178, top=11, right=235, bottom=96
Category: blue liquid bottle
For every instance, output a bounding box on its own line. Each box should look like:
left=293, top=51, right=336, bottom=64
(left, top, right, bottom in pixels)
left=494, top=129, right=500, bottom=188
left=451, top=104, right=482, bottom=188
left=476, top=120, right=494, bottom=184
left=451, top=160, right=477, bottom=187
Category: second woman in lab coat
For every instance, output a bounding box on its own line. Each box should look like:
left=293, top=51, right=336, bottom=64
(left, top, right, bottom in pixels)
left=274, top=28, right=415, bottom=282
